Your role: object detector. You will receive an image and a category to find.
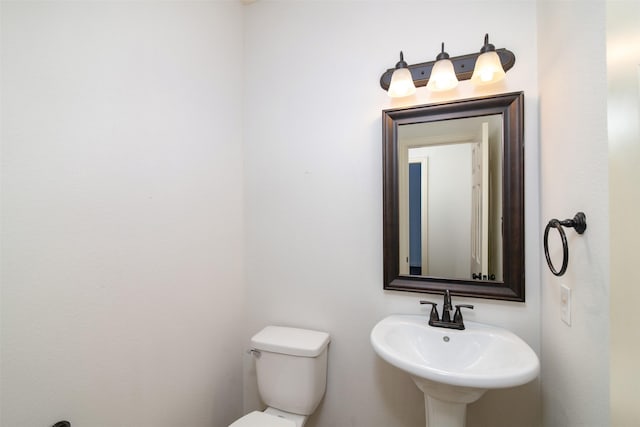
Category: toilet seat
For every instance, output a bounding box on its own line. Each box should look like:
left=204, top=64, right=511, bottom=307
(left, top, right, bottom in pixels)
left=229, top=411, right=295, bottom=427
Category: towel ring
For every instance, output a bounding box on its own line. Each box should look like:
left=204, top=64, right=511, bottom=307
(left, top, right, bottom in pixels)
left=544, top=212, right=587, bottom=276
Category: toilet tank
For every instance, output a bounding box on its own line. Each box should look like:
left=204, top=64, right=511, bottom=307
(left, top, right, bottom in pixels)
left=251, top=326, right=330, bottom=416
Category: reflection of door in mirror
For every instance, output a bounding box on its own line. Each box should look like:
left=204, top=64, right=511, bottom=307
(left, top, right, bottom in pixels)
left=408, top=157, right=429, bottom=276
left=398, top=115, right=503, bottom=281
left=408, top=163, right=422, bottom=275
left=470, top=123, right=489, bottom=280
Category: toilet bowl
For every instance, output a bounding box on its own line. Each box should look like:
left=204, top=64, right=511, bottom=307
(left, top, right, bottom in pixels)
left=229, top=326, right=330, bottom=427
left=229, top=408, right=304, bottom=427
left=229, top=410, right=294, bottom=427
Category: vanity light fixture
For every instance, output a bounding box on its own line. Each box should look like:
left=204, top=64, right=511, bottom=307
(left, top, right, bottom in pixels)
left=387, top=51, right=417, bottom=98
left=426, top=43, right=458, bottom=92
left=470, top=34, right=506, bottom=85
left=380, top=34, right=515, bottom=97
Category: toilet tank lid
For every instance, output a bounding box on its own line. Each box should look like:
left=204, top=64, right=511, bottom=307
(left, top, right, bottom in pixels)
left=251, top=326, right=330, bottom=357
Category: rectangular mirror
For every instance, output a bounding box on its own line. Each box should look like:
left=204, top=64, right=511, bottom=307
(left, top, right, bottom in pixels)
left=383, top=92, right=524, bottom=301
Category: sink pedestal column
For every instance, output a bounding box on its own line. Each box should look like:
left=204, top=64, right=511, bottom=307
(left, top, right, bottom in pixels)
left=424, top=394, right=467, bottom=427
left=413, top=377, right=486, bottom=427
left=424, top=395, right=467, bottom=427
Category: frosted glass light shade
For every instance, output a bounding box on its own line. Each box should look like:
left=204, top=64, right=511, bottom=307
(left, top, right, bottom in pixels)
left=388, top=68, right=416, bottom=98
left=471, top=51, right=506, bottom=85
left=426, top=59, right=459, bottom=92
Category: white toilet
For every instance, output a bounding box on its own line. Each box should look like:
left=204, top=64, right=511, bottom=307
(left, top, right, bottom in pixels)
left=230, top=325, right=331, bottom=427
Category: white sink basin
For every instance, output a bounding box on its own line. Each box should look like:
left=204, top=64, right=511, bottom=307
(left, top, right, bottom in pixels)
left=370, top=314, right=539, bottom=388
left=371, top=314, right=539, bottom=427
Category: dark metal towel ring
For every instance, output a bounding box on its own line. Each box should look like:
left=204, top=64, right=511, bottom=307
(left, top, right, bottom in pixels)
left=544, top=212, right=587, bottom=276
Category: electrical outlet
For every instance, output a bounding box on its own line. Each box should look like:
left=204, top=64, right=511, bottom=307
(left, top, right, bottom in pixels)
left=561, top=284, right=571, bottom=326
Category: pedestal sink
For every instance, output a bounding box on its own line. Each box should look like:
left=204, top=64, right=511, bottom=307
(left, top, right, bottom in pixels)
left=370, top=314, right=539, bottom=427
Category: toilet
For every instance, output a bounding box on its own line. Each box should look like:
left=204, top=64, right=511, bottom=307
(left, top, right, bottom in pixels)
left=230, top=325, right=330, bottom=427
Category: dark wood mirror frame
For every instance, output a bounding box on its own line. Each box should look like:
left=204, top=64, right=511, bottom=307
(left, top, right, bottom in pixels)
left=383, top=92, right=525, bottom=301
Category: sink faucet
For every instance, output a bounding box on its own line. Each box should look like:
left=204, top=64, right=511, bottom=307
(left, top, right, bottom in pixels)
left=420, top=290, right=474, bottom=330
left=442, top=290, right=452, bottom=322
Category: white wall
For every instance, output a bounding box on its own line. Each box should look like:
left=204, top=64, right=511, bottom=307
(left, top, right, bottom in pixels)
left=8, top=3, right=603, bottom=427
left=537, top=2, right=610, bottom=426
left=608, top=1, right=640, bottom=425
left=243, top=2, right=541, bottom=426
left=0, top=2, right=245, bottom=426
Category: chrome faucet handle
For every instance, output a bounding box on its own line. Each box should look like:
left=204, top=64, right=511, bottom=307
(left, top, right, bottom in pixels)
left=420, top=300, right=440, bottom=323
